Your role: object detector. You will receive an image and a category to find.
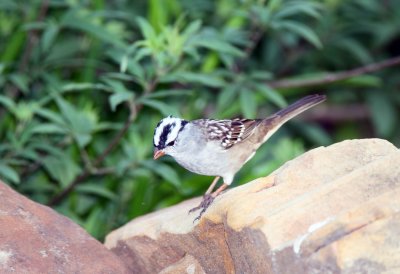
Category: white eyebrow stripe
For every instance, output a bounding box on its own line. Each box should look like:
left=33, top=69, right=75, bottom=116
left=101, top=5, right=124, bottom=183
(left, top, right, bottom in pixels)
left=153, top=124, right=163, bottom=146
left=153, top=117, right=184, bottom=147
left=166, top=122, right=181, bottom=144
left=154, top=132, right=160, bottom=146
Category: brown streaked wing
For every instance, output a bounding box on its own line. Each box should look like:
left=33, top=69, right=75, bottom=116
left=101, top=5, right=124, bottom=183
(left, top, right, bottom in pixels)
left=193, top=119, right=262, bottom=149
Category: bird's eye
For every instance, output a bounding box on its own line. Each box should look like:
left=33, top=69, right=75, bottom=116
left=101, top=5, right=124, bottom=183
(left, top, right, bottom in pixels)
left=167, top=140, right=175, bottom=146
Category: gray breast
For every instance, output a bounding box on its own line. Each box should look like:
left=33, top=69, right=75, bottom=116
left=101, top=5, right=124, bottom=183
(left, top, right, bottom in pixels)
left=170, top=124, right=230, bottom=176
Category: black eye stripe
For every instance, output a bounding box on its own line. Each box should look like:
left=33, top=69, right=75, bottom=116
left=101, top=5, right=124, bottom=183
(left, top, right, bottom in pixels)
left=179, top=120, right=188, bottom=132
left=158, top=124, right=172, bottom=148
left=154, top=119, right=188, bottom=149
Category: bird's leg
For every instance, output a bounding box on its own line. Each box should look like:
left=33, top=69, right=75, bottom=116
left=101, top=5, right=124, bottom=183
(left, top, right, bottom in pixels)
left=188, top=176, right=220, bottom=214
left=210, top=183, right=228, bottom=198
left=205, top=176, right=221, bottom=195
left=192, top=183, right=228, bottom=222
left=189, top=178, right=229, bottom=222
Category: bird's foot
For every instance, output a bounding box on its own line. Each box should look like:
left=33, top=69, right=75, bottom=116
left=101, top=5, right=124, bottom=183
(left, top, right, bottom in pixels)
left=188, top=194, right=215, bottom=222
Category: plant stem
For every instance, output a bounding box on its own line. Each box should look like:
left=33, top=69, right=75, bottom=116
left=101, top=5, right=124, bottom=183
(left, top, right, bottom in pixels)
left=268, top=56, right=400, bottom=89
left=48, top=101, right=137, bottom=206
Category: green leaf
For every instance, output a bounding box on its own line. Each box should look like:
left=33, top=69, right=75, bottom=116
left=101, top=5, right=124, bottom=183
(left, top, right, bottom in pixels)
left=0, top=144, right=12, bottom=154
left=0, top=163, right=20, bottom=184
left=336, top=38, right=373, bottom=64
left=240, top=89, right=257, bottom=118
left=109, top=92, right=133, bottom=111
left=149, top=0, right=168, bottom=32
left=296, top=123, right=331, bottom=146
left=120, top=55, right=129, bottom=73
left=23, top=22, right=47, bottom=31
left=43, top=155, right=81, bottom=187
left=30, top=142, right=64, bottom=157
left=341, top=75, right=381, bottom=88
left=94, top=122, right=121, bottom=133
left=217, top=85, right=239, bottom=111
left=255, top=83, right=287, bottom=108
left=61, top=12, right=126, bottom=48
left=0, top=1, right=19, bottom=10
left=0, top=95, right=16, bottom=113
left=182, top=20, right=202, bottom=37
left=161, top=72, right=225, bottom=87
left=132, top=47, right=153, bottom=62
left=141, top=161, right=181, bottom=189
left=9, top=74, right=29, bottom=94
left=123, top=60, right=146, bottom=83
left=367, top=92, right=396, bottom=137
left=17, top=121, right=36, bottom=147
left=32, top=123, right=67, bottom=134
left=34, top=108, right=67, bottom=127
left=76, top=184, right=117, bottom=200
left=267, top=0, right=283, bottom=11
left=55, top=96, right=94, bottom=147
left=102, top=78, right=130, bottom=93
left=83, top=207, right=103, bottom=237
left=275, top=2, right=322, bottom=19
left=14, top=101, right=38, bottom=121
left=190, top=36, right=244, bottom=57
left=278, top=20, right=322, bottom=49
left=142, top=89, right=192, bottom=99
left=140, top=99, right=180, bottom=116
left=41, top=22, right=59, bottom=52
left=250, top=71, right=273, bottom=81
left=16, top=148, right=39, bottom=162
left=62, top=82, right=110, bottom=92
left=1, top=28, right=25, bottom=63
left=136, top=17, right=157, bottom=40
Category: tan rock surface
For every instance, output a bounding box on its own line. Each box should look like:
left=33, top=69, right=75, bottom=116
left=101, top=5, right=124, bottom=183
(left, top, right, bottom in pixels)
left=158, top=254, right=206, bottom=274
left=0, top=182, right=129, bottom=274
left=105, top=139, right=400, bottom=274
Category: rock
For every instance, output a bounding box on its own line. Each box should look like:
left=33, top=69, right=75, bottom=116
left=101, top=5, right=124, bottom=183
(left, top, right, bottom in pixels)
left=105, top=139, right=400, bottom=274
left=158, top=254, right=205, bottom=274
left=0, top=182, right=129, bottom=274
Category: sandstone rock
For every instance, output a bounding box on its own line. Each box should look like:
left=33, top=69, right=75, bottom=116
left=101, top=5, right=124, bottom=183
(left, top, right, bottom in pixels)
left=0, top=182, right=129, bottom=274
left=105, top=139, right=400, bottom=274
left=158, top=254, right=205, bottom=274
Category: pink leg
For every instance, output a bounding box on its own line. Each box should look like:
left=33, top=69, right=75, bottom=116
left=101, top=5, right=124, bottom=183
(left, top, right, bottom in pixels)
left=206, top=176, right=220, bottom=195
left=211, top=183, right=228, bottom=198
left=189, top=180, right=229, bottom=222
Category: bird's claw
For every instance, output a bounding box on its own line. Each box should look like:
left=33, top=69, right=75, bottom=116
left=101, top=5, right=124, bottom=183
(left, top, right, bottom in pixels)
left=188, top=194, right=215, bottom=222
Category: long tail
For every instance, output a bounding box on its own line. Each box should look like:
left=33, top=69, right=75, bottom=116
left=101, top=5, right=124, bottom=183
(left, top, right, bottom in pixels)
left=272, top=94, right=326, bottom=124
left=258, top=94, right=325, bottom=144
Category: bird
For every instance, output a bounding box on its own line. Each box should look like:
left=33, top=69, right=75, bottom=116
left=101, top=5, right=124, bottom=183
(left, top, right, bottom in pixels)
left=153, top=94, right=326, bottom=221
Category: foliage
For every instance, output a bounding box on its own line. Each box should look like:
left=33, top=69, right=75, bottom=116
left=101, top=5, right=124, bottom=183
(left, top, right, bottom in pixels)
left=0, top=0, right=399, bottom=239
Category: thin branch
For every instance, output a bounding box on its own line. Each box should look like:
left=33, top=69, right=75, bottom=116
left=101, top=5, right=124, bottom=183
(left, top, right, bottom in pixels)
left=48, top=101, right=137, bottom=206
left=79, top=146, right=94, bottom=171
left=302, top=104, right=370, bottom=122
left=268, top=56, right=400, bottom=89
left=20, top=137, right=71, bottom=178
left=94, top=102, right=137, bottom=166
left=19, top=0, right=49, bottom=72
left=233, top=26, right=264, bottom=73
left=93, top=167, right=115, bottom=175
left=0, top=0, right=50, bottom=119
left=48, top=55, right=167, bottom=206
left=244, top=27, right=264, bottom=58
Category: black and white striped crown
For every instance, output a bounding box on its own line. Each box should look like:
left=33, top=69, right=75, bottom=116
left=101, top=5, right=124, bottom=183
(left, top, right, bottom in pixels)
left=153, top=116, right=188, bottom=149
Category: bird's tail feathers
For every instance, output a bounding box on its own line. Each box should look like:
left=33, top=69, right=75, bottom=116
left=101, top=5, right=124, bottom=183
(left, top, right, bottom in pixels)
left=271, top=94, right=326, bottom=125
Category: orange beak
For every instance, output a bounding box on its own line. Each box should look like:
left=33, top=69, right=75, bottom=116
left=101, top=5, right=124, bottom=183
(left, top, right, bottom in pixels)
left=153, top=148, right=165, bottom=160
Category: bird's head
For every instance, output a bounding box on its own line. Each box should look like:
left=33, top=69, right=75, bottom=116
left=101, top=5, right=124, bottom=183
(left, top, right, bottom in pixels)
left=153, top=116, right=188, bottom=160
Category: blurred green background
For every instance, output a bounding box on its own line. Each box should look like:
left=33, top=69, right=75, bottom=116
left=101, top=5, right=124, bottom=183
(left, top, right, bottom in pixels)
left=1, top=0, right=399, bottom=239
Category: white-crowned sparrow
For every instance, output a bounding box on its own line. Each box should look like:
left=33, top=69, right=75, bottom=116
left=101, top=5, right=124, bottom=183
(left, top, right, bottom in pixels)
left=153, top=94, right=326, bottom=220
